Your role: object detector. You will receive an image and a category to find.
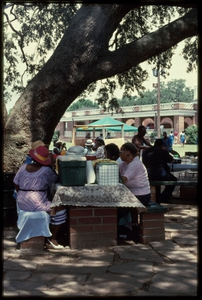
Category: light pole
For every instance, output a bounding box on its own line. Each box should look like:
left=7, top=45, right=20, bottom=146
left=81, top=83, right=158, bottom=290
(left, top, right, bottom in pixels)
left=152, top=67, right=164, bottom=138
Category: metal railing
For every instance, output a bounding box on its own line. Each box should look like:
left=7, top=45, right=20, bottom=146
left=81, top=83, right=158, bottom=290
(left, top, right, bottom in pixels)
left=61, top=102, right=195, bottom=120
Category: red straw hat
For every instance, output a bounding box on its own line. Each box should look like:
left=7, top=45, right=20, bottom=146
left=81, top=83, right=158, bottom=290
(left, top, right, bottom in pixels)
left=29, top=145, right=51, bottom=166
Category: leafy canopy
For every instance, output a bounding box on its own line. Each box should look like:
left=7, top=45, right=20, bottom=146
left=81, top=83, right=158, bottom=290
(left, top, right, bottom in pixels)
left=185, top=125, right=198, bottom=144
left=3, top=3, right=197, bottom=107
left=67, top=99, right=99, bottom=111
left=70, top=79, right=194, bottom=110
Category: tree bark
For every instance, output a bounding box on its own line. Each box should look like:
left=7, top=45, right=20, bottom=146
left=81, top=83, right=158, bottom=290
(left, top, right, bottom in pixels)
left=3, top=5, right=197, bottom=172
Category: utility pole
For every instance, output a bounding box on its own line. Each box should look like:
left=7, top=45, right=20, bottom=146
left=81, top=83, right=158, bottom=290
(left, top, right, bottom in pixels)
left=157, top=69, right=161, bottom=138
left=152, top=66, right=162, bottom=138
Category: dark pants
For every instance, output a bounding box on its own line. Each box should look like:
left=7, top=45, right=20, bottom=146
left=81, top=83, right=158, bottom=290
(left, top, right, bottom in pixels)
left=148, top=169, right=177, bottom=202
left=135, top=193, right=151, bottom=206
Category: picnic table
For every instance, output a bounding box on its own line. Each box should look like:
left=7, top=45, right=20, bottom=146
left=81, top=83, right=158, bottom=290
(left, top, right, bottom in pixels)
left=168, top=163, right=198, bottom=172
left=51, top=183, right=146, bottom=212
left=51, top=183, right=147, bottom=249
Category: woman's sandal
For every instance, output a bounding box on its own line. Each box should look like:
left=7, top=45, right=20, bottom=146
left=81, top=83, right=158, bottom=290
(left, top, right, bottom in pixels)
left=46, top=239, right=64, bottom=250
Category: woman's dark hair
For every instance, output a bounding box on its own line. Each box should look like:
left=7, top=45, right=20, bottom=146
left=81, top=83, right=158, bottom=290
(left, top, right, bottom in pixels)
left=105, top=143, right=119, bottom=160
left=121, top=142, right=138, bottom=156
left=96, top=138, right=105, bottom=146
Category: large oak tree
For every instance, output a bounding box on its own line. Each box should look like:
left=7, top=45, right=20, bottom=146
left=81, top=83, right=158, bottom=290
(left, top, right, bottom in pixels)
left=3, top=3, right=198, bottom=172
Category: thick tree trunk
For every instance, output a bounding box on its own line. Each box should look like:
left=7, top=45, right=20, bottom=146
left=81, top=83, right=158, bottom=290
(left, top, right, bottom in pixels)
left=3, top=5, right=197, bottom=172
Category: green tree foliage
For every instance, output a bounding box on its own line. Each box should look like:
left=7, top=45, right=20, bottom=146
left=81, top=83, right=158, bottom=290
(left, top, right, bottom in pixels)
left=67, top=78, right=194, bottom=108
left=3, top=3, right=198, bottom=172
left=185, top=125, right=198, bottom=144
left=67, top=98, right=99, bottom=111
left=3, top=3, right=197, bottom=108
left=117, top=79, right=194, bottom=106
left=160, top=79, right=194, bottom=103
left=3, top=3, right=79, bottom=103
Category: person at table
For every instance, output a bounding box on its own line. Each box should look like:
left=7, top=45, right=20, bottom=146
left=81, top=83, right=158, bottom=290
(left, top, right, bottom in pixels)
left=93, top=138, right=105, bottom=159
left=84, top=139, right=95, bottom=155
left=162, top=131, right=180, bottom=157
left=52, top=140, right=63, bottom=155
left=85, top=132, right=91, bottom=139
left=96, top=133, right=103, bottom=140
left=13, top=145, right=67, bottom=250
left=142, top=138, right=177, bottom=203
left=13, top=140, right=55, bottom=199
left=119, top=142, right=151, bottom=206
left=118, top=142, right=151, bottom=234
left=132, top=125, right=152, bottom=155
left=105, top=132, right=111, bottom=139
left=104, top=143, right=122, bottom=164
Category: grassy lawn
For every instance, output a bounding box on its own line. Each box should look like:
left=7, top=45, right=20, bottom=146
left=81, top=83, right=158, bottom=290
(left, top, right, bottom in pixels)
left=172, top=144, right=198, bottom=157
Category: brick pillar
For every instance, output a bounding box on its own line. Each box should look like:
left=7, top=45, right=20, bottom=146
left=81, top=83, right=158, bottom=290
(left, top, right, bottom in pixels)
left=178, top=115, right=185, bottom=136
left=139, top=212, right=165, bottom=244
left=69, top=206, right=117, bottom=249
left=150, top=186, right=156, bottom=202
left=134, top=117, right=142, bottom=128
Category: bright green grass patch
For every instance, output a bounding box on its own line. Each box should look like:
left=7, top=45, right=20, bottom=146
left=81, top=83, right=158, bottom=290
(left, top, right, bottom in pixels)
left=172, top=144, right=198, bottom=157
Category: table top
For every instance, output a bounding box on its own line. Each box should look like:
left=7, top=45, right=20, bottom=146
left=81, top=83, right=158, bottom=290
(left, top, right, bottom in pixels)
left=150, top=179, right=197, bottom=186
left=51, top=183, right=147, bottom=213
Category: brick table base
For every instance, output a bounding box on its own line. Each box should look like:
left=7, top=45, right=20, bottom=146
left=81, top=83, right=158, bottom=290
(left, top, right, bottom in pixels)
left=139, top=202, right=168, bottom=245
left=20, top=236, right=45, bottom=251
left=69, top=206, right=117, bottom=249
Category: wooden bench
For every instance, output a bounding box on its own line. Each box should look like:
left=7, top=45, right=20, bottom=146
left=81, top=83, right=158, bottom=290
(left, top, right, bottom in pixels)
left=150, top=180, right=197, bottom=205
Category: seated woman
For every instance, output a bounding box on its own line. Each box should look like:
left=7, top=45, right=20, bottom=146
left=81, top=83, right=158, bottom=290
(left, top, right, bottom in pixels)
left=118, top=142, right=151, bottom=236
left=13, top=145, right=67, bottom=249
left=119, top=142, right=151, bottom=206
left=104, top=143, right=122, bottom=163
left=93, top=138, right=105, bottom=159
left=84, top=139, right=94, bottom=155
left=52, top=141, right=63, bottom=156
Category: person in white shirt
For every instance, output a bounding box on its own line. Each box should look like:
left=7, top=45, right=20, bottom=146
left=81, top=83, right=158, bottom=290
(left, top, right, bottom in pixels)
left=118, top=142, right=150, bottom=236
left=119, top=142, right=151, bottom=206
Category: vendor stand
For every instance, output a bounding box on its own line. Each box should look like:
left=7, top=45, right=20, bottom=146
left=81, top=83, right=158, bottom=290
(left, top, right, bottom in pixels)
left=72, top=116, right=137, bottom=148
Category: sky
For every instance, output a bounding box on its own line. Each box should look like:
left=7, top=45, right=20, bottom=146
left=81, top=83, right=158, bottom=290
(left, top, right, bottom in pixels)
left=112, top=41, right=198, bottom=100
